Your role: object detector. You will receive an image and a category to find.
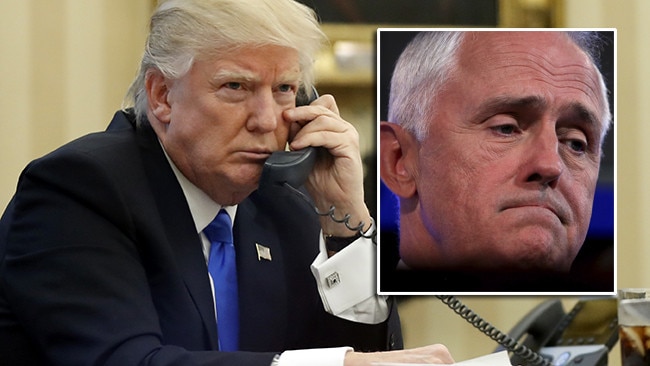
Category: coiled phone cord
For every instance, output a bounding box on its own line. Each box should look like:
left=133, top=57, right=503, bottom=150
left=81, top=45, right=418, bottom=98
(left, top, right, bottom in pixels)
left=282, top=181, right=543, bottom=364
left=436, top=295, right=551, bottom=366
left=281, top=182, right=377, bottom=244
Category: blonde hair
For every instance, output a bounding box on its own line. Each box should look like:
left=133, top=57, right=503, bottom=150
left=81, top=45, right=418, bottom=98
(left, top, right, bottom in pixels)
left=124, top=0, right=326, bottom=124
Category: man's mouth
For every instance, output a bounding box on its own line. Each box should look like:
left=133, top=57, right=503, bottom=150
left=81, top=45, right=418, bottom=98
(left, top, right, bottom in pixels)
left=499, top=197, right=569, bottom=225
left=238, top=148, right=273, bottom=161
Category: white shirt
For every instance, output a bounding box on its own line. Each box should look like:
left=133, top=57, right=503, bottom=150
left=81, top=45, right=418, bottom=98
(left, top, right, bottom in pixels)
left=164, top=151, right=388, bottom=366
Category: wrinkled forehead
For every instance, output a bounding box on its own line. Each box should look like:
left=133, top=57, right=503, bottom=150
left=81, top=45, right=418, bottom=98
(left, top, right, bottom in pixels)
left=459, top=31, right=588, bottom=63
left=455, top=31, right=609, bottom=137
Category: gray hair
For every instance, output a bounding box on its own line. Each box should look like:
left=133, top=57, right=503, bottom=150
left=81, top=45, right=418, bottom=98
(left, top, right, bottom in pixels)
left=387, top=32, right=464, bottom=141
left=123, top=0, right=326, bottom=124
left=387, top=31, right=612, bottom=143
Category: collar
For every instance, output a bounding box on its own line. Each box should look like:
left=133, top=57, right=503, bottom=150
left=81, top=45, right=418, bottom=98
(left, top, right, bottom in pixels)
left=160, top=143, right=237, bottom=233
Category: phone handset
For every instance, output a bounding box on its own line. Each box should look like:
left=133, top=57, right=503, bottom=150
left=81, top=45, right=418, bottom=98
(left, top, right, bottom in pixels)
left=260, top=147, right=318, bottom=192
left=259, top=86, right=320, bottom=193
left=258, top=86, right=375, bottom=243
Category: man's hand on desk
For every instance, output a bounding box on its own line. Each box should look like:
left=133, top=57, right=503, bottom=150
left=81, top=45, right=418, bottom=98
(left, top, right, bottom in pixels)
left=345, top=344, right=454, bottom=365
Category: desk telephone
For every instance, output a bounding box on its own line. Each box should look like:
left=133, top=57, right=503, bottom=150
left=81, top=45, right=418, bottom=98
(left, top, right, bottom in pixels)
left=437, top=296, right=619, bottom=366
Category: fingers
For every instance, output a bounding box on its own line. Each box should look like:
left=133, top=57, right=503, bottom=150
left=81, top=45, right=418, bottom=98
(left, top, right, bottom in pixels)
left=285, top=94, right=340, bottom=128
left=422, top=344, right=455, bottom=364
left=309, top=93, right=340, bottom=115
left=283, top=94, right=355, bottom=153
left=344, top=344, right=455, bottom=366
left=399, top=344, right=455, bottom=364
left=290, top=118, right=358, bottom=156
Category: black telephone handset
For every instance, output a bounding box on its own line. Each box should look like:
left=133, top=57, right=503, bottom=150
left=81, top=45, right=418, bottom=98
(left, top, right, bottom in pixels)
left=437, top=296, right=618, bottom=366
left=259, top=86, right=320, bottom=194
left=258, top=87, right=375, bottom=242
left=260, top=147, right=318, bottom=192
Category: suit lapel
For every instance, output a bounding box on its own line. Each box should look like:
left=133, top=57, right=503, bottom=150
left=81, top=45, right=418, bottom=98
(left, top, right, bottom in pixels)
left=234, top=196, right=288, bottom=351
left=135, top=120, right=219, bottom=349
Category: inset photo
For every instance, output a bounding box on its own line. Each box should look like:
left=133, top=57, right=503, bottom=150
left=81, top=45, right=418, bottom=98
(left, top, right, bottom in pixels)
left=377, top=28, right=615, bottom=294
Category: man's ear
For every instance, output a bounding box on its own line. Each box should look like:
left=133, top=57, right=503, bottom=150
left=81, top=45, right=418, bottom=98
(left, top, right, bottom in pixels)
left=379, top=121, right=418, bottom=198
left=144, top=69, right=172, bottom=124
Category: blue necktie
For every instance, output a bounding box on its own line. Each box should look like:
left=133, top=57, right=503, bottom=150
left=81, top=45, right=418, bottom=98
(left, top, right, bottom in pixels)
left=203, top=209, right=239, bottom=351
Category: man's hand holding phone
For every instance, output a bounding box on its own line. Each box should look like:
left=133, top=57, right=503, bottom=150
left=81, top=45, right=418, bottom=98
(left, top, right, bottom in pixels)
left=283, top=93, right=372, bottom=240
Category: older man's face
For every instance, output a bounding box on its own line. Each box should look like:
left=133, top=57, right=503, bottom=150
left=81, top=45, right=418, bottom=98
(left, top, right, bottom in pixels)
left=402, top=32, right=607, bottom=271
left=155, top=45, right=302, bottom=205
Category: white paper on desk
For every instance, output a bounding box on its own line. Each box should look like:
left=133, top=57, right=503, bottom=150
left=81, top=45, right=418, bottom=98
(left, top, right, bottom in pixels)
left=372, top=350, right=511, bottom=366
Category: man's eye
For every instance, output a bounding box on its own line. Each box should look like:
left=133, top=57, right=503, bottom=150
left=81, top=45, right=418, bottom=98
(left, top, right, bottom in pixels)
left=225, top=82, right=242, bottom=90
left=278, top=84, right=293, bottom=93
left=559, top=128, right=589, bottom=155
left=566, top=139, right=587, bottom=153
left=491, top=124, right=518, bottom=135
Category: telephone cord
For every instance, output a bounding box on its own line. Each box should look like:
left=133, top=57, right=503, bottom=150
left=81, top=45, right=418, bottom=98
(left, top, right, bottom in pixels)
left=281, top=182, right=377, bottom=244
left=436, top=295, right=551, bottom=366
left=282, top=181, right=545, bottom=365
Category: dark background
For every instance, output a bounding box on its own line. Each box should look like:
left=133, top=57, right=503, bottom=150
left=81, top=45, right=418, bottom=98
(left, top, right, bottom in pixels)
left=296, top=0, right=498, bottom=25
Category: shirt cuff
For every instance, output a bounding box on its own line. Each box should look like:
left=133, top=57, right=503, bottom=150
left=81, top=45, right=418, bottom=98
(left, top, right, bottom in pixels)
left=277, top=347, right=352, bottom=366
left=311, top=223, right=388, bottom=324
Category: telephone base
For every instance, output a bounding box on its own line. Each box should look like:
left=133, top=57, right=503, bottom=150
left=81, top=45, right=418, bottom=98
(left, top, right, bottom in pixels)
left=539, top=345, right=608, bottom=366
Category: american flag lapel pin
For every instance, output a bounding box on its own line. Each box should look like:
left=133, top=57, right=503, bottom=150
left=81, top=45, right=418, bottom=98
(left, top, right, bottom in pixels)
left=255, top=243, right=272, bottom=261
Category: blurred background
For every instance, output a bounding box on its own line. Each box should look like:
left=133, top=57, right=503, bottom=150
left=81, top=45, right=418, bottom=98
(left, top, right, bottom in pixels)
left=0, top=1, right=647, bottom=365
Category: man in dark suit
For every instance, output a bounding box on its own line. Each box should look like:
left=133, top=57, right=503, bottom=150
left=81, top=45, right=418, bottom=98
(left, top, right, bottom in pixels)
left=0, top=0, right=453, bottom=365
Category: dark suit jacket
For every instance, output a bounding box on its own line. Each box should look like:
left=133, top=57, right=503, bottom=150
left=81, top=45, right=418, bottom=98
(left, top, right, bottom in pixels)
left=0, top=110, right=402, bottom=366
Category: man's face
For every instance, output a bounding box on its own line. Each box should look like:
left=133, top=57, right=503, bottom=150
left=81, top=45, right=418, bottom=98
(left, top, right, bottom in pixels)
left=403, top=32, right=607, bottom=271
left=157, top=45, right=301, bottom=205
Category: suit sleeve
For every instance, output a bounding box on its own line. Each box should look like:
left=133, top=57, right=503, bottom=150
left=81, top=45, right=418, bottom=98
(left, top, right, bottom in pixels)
left=1, top=150, right=275, bottom=366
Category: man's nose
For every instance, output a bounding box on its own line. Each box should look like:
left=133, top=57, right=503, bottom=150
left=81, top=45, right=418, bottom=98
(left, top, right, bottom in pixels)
left=525, top=126, right=564, bottom=188
left=246, top=90, right=279, bottom=133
